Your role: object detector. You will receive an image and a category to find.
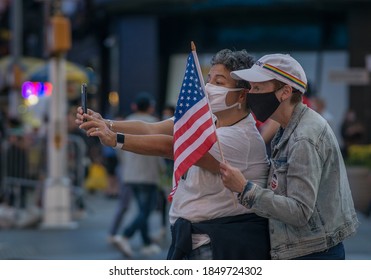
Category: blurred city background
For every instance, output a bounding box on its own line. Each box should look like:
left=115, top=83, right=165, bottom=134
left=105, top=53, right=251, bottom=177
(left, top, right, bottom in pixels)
left=0, top=0, right=370, bottom=260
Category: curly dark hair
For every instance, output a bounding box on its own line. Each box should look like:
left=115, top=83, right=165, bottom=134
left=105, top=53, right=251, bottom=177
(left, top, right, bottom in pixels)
left=210, top=49, right=255, bottom=89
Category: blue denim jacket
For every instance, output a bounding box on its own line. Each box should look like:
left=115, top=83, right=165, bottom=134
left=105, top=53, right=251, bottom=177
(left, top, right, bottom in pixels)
left=246, top=102, right=359, bottom=259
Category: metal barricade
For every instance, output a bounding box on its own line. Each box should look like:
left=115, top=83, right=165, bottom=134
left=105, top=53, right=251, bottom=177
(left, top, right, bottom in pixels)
left=0, top=134, right=40, bottom=209
left=66, top=134, right=88, bottom=211
left=0, top=134, right=88, bottom=211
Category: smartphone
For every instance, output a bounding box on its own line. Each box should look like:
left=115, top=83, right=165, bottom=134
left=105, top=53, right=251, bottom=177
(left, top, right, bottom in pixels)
left=81, top=83, right=87, bottom=121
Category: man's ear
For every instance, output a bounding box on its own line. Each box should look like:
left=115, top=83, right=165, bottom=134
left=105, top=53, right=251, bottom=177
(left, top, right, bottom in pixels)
left=281, top=85, right=293, bottom=101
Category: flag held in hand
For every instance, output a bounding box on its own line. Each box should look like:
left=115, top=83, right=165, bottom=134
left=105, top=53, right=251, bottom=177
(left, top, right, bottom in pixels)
left=168, top=52, right=217, bottom=202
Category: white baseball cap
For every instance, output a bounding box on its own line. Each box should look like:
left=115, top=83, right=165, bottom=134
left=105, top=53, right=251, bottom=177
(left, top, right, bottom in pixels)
left=231, top=53, right=307, bottom=93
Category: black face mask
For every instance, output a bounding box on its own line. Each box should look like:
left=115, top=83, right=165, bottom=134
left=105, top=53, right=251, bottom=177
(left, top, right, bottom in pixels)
left=248, top=91, right=280, bottom=122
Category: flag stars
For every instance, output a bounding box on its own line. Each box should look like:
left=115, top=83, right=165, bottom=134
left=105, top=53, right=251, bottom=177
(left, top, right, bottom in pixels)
left=176, top=54, right=208, bottom=116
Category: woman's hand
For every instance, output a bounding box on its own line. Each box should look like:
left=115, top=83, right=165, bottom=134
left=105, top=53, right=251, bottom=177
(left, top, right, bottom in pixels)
left=220, top=162, right=247, bottom=193
left=79, top=114, right=116, bottom=147
left=75, top=107, right=104, bottom=127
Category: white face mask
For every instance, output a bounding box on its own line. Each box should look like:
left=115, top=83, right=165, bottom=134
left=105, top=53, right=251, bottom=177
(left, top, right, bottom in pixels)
left=205, top=83, right=243, bottom=113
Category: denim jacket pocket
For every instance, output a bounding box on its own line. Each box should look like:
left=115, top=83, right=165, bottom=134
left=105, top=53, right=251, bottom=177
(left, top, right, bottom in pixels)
left=269, top=158, right=288, bottom=194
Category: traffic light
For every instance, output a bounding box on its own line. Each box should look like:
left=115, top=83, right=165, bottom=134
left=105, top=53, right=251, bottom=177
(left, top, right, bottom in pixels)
left=47, top=14, right=71, bottom=55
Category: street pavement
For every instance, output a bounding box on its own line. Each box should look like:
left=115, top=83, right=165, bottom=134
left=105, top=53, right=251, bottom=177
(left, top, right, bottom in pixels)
left=0, top=192, right=170, bottom=260
left=0, top=192, right=370, bottom=260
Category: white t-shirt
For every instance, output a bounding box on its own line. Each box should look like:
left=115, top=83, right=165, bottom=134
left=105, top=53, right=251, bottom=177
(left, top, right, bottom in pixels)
left=169, top=113, right=269, bottom=225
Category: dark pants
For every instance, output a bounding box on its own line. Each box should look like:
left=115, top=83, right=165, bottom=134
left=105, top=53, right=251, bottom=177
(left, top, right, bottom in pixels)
left=108, top=183, right=132, bottom=236
left=292, top=242, right=345, bottom=260
left=123, top=183, right=158, bottom=245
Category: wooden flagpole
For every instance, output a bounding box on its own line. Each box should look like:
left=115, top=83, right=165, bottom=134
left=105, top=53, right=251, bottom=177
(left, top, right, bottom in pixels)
left=191, top=41, right=225, bottom=163
left=191, top=41, right=237, bottom=207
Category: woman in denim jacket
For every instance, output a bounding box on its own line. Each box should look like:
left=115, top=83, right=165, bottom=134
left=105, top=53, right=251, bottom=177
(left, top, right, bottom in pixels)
left=220, top=53, right=359, bottom=260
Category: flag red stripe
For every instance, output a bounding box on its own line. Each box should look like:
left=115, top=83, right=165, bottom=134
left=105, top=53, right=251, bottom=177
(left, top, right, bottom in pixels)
left=173, top=102, right=210, bottom=140
left=173, top=123, right=216, bottom=172
left=174, top=117, right=215, bottom=160
left=169, top=132, right=217, bottom=201
left=174, top=133, right=216, bottom=179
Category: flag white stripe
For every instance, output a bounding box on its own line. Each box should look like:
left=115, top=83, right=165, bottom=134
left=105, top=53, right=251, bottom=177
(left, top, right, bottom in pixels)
left=173, top=107, right=212, bottom=152
left=174, top=97, right=208, bottom=129
left=173, top=125, right=216, bottom=170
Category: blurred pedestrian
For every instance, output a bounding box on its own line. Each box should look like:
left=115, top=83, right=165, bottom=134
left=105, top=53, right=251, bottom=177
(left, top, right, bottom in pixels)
left=106, top=151, right=132, bottom=243
left=5, top=119, right=28, bottom=209
left=220, top=53, right=359, bottom=259
left=102, top=144, right=119, bottom=198
left=107, top=92, right=163, bottom=257
left=340, top=109, right=366, bottom=159
left=311, top=96, right=335, bottom=129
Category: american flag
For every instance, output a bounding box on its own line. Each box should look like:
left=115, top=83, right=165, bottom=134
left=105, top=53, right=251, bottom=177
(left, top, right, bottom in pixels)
left=168, top=52, right=217, bottom=202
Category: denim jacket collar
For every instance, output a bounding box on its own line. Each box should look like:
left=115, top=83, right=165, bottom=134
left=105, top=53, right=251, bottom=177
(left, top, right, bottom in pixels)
left=272, top=102, right=308, bottom=154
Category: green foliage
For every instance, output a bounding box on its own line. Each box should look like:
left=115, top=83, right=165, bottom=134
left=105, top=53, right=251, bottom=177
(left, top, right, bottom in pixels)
left=346, top=144, right=371, bottom=169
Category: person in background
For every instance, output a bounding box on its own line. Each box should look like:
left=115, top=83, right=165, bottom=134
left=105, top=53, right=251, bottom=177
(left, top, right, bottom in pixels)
left=102, top=144, right=119, bottom=198
left=340, top=109, right=366, bottom=159
left=161, top=104, right=175, bottom=120
left=106, top=144, right=133, bottom=245
left=5, top=119, right=28, bottom=209
left=107, top=92, right=164, bottom=258
left=310, top=96, right=334, bottom=129
left=220, top=53, right=359, bottom=260
left=76, top=49, right=271, bottom=260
